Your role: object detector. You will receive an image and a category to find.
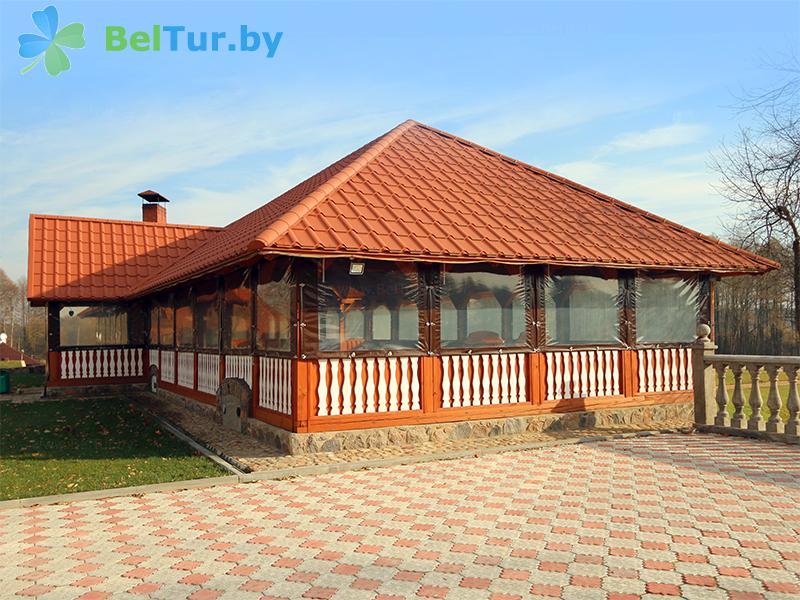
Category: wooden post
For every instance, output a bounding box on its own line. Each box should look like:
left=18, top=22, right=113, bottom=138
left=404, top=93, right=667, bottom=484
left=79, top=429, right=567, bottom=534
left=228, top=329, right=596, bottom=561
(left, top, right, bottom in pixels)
left=692, top=324, right=717, bottom=426
left=421, top=356, right=438, bottom=413
left=293, top=359, right=311, bottom=432
left=528, top=352, right=545, bottom=404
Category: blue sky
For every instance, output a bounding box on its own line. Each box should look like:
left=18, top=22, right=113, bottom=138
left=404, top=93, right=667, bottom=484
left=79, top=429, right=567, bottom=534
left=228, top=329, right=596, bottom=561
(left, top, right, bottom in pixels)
left=1, top=0, right=798, bottom=281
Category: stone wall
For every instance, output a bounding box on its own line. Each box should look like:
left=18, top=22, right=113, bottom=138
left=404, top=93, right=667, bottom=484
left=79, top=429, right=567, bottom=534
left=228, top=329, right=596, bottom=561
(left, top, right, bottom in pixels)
left=243, top=401, right=693, bottom=456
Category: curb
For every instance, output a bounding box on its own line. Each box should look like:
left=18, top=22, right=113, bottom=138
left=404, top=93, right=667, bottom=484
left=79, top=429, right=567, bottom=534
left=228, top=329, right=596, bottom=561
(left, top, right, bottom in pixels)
left=137, top=406, right=247, bottom=476
left=696, top=424, right=800, bottom=445
left=0, top=475, right=241, bottom=510
left=0, top=427, right=686, bottom=510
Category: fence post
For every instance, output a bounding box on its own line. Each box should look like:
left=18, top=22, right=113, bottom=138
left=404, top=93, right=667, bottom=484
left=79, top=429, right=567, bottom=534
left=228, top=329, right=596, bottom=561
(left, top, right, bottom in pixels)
left=692, top=324, right=717, bottom=426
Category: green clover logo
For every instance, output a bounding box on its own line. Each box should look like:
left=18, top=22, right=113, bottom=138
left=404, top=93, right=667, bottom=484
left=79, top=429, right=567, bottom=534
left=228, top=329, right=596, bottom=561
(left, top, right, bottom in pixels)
left=18, top=6, right=85, bottom=76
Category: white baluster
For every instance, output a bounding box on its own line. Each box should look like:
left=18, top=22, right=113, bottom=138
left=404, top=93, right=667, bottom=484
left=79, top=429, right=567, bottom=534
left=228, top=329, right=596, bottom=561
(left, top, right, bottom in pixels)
left=491, top=354, right=500, bottom=404
left=669, top=348, right=677, bottom=392
left=612, top=351, right=620, bottom=395
left=500, top=354, right=510, bottom=403
left=517, top=353, right=527, bottom=403
left=562, top=352, right=572, bottom=399
left=317, top=359, right=329, bottom=416
left=579, top=351, right=588, bottom=397
left=410, top=357, right=421, bottom=410
left=377, top=358, right=388, bottom=412
left=366, top=358, right=376, bottom=412
left=451, top=357, right=462, bottom=408
left=471, top=355, right=481, bottom=406
left=399, top=357, right=410, bottom=411
left=588, top=352, right=597, bottom=397
left=329, top=359, right=341, bottom=415
left=686, top=349, right=693, bottom=390
left=654, top=349, right=663, bottom=392
left=441, top=356, right=452, bottom=408
left=284, top=359, right=291, bottom=414
left=571, top=352, right=580, bottom=397
left=60, top=351, right=67, bottom=379
left=637, top=350, right=645, bottom=392
left=341, top=358, right=353, bottom=415
left=508, top=354, right=519, bottom=403
left=460, top=355, right=471, bottom=406
left=389, top=358, right=400, bottom=411
left=354, top=359, right=365, bottom=414
left=481, top=354, right=490, bottom=404
left=646, top=349, right=655, bottom=392
left=603, top=351, right=613, bottom=395
left=550, top=353, right=560, bottom=400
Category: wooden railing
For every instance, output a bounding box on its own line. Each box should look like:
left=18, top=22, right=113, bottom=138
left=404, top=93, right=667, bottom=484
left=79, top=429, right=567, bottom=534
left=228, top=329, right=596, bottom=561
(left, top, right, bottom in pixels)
left=638, top=347, right=692, bottom=393
left=259, top=357, right=292, bottom=415
left=57, top=347, right=145, bottom=381
left=694, top=325, right=799, bottom=440
left=316, top=356, right=421, bottom=416
left=442, top=353, right=526, bottom=407
left=544, top=349, right=621, bottom=401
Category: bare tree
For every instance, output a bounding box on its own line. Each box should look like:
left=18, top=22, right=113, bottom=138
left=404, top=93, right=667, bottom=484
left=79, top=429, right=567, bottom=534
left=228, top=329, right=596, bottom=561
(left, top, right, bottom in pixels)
left=712, top=59, right=800, bottom=337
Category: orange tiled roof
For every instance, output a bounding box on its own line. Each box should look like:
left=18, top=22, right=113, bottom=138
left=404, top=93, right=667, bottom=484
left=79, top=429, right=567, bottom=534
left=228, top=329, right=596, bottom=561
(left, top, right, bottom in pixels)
left=132, top=120, right=776, bottom=295
left=27, top=214, right=221, bottom=303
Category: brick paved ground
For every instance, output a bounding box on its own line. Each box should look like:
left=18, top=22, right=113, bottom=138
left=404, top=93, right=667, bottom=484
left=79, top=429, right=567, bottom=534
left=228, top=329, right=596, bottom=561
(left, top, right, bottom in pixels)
left=1, top=433, right=798, bottom=600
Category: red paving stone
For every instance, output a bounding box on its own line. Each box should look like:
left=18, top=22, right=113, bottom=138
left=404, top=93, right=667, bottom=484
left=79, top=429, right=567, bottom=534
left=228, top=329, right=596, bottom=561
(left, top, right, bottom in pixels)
left=1, top=433, right=799, bottom=600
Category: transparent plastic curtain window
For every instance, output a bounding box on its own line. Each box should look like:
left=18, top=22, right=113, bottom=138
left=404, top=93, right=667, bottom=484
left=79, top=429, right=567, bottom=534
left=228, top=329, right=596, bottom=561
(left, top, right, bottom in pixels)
left=635, top=275, right=701, bottom=343
left=222, top=269, right=252, bottom=351
left=440, top=266, right=527, bottom=349
left=256, top=257, right=294, bottom=353
left=544, top=273, right=624, bottom=345
left=195, top=280, right=219, bottom=350
left=175, top=287, right=193, bottom=347
left=314, top=259, right=421, bottom=353
left=59, top=305, right=129, bottom=346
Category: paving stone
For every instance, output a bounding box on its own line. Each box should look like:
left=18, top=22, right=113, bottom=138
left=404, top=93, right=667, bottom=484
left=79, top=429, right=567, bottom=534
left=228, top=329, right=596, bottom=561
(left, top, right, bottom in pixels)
left=3, top=434, right=799, bottom=600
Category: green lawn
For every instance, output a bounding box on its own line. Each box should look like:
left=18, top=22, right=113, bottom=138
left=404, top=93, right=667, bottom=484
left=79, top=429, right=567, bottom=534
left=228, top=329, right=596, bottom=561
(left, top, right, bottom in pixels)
left=0, top=398, right=227, bottom=500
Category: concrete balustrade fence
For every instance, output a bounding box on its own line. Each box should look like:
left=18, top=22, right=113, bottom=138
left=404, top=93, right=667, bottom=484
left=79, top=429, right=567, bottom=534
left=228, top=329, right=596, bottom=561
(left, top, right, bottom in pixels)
left=693, top=324, right=800, bottom=441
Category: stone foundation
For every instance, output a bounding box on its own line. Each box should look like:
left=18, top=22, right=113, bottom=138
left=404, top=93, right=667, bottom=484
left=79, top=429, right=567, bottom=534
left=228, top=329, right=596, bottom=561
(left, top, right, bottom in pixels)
left=243, top=401, right=693, bottom=455
left=149, top=384, right=691, bottom=456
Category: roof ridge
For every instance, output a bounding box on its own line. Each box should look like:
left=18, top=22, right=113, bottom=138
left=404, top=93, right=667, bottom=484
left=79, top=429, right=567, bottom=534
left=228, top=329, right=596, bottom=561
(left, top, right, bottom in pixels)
left=413, top=122, right=779, bottom=271
left=248, top=119, right=419, bottom=252
left=29, top=213, right=222, bottom=231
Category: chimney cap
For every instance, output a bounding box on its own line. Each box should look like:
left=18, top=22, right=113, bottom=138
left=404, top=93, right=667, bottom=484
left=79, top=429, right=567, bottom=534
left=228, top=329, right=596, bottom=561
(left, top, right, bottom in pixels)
left=138, top=190, right=170, bottom=203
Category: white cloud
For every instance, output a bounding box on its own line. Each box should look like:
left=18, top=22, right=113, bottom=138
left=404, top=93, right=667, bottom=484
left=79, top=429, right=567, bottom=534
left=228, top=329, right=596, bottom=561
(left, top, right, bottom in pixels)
left=549, top=156, right=732, bottom=234
left=600, top=123, right=708, bottom=154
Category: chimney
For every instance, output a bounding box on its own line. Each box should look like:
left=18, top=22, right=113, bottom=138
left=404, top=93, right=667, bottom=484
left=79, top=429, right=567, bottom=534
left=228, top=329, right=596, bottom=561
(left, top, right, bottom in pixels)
left=138, top=190, right=169, bottom=223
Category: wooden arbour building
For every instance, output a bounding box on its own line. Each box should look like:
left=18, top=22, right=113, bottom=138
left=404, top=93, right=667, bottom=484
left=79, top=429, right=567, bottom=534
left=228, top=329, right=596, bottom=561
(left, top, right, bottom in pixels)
left=27, top=121, right=776, bottom=436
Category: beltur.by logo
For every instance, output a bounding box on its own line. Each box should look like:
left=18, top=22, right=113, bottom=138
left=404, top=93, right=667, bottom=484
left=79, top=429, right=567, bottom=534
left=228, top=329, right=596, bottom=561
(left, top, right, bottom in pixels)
left=16, top=5, right=284, bottom=77
left=18, top=5, right=85, bottom=76
left=105, top=25, right=283, bottom=58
